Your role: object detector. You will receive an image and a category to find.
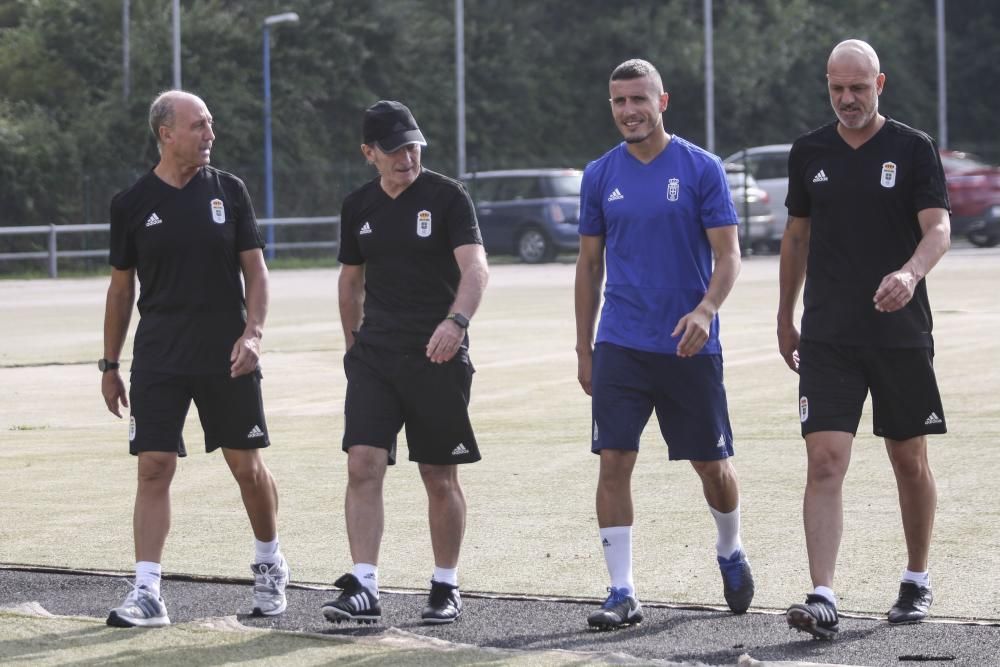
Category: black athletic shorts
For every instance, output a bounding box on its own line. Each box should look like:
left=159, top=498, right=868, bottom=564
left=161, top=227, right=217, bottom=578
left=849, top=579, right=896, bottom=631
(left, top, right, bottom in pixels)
left=128, top=369, right=270, bottom=456
left=798, top=340, right=946, bottom=440
left=342, top=340, right=479, bottom=466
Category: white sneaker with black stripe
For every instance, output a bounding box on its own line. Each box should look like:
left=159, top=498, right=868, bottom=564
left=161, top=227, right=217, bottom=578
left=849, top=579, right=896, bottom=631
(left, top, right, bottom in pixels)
left=322, top=573, right=382, bottom=624
left=251, top=555, right=289, bottom=616
left=106, top=582, right=171, bottom=628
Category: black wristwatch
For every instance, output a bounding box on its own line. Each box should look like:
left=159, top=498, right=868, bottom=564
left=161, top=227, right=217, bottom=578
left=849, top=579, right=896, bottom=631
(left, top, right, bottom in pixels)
left=98, top=358, right=120, bottom=372
left=446, top=312, right=470, bottom=329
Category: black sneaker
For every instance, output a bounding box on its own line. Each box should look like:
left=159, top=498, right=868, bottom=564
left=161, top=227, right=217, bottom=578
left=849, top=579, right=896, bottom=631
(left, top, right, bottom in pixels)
left=787, top=594, right=839, bottom=640
left=321, top=573, right=381, bottom=624
left=888, top=581, right=933, bottom=624
left=717, top=549, right=755, bottom=614
left=421, top=580, right=462, bottom=624
left=587, top=587, right=643, bottom=630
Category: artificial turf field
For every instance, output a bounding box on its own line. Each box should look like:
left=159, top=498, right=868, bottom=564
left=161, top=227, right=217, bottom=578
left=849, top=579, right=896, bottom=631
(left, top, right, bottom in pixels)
left=1, top=248, right=998, bottom=665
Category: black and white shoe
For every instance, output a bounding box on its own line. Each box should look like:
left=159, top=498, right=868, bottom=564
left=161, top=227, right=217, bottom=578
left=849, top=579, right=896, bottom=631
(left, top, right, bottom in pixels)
left=787, top=593, right=839, bottom=640
left=321, top=573, right=381, bottom=624
left=888, top=582, right=933, bottom=624
left=587, top=587, right=643, bottom=630
left=421, top=580, right=462, bottom=624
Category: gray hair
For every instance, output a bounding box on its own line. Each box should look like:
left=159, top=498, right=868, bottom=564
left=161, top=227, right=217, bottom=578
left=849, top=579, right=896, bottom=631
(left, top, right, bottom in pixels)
left=149, top=90, right=202, bottom=153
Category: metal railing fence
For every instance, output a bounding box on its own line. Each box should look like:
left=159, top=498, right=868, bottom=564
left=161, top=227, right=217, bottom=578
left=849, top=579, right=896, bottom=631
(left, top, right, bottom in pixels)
left=0, top=217, right=340, bottom=278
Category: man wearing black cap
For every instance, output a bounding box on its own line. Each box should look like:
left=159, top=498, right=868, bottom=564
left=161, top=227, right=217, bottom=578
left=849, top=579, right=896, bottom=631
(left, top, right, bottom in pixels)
left=321, top=100, right=489, bottom=625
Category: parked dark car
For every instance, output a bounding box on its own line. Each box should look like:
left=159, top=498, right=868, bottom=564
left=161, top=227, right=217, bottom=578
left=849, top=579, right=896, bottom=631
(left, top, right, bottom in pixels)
left=725, top=163, right=780, bottom=254
left=461, top=169, right=582, bottom=263
left=940, top=150, right=1000, bottom=247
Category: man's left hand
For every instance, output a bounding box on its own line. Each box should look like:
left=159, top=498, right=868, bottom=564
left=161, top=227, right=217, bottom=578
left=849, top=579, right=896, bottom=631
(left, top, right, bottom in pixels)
left=426, top=319, right=464, bottom=364
left=671, top=306, right=712, bottom=358
left=230, top=335, right=261, bottom=377
left=873, top=268, right=917, bottom=313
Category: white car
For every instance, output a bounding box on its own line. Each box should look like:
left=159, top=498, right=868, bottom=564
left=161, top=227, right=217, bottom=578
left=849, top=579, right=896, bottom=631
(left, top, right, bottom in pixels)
left=723, top=144, right=792, bottom=235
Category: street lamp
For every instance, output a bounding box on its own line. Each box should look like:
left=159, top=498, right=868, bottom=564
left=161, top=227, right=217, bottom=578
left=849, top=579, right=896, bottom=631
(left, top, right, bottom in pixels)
left=262, top=11, right=299, bottom=260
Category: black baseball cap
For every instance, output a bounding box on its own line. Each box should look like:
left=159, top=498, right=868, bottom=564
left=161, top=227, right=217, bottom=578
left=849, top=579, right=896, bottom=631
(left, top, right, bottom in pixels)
left=362, top=100, right=427, bottom=153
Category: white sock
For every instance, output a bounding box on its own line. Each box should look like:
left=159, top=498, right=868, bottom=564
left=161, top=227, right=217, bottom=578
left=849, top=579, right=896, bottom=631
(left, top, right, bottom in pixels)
left=135, top=561, right=162, bottom=596
left=813, top=585, right=837, bottom=606
left=432, top=566, right=458, bottom=587
left=254, top=537, right=280, bottom=564
left=902, top=569, right=931, bottom=588
left=709, top=505, right=743, bottom=558
left=599, top=526, right=635, bottom=596
left=352, top=563, right=379, bottom=597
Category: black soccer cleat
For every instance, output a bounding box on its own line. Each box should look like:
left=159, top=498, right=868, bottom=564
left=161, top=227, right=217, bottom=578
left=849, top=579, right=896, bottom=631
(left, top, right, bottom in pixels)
left=888, top=581, right=933, bottom=624
left=421, top=580, right=462, bottom=624
left=321, top=573, right=382, bottom=624
left=787, top=593, right=839, bottom=640
left=717, top=549, right=755, bottom=614
left=587, top=587, right=643, bottom=630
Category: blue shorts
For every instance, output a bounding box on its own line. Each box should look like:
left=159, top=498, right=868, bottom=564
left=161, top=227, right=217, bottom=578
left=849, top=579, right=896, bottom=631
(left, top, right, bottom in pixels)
left=590, top=342, right=734, bottom=461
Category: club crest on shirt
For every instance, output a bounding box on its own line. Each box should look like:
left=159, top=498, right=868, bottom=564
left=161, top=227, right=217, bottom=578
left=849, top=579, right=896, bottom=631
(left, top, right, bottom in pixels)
left=880, top=162, right=897, bottom=189
left=417, top=210, right=432, bottom=237
left=666, top=178, right=680, bottom=202
left=210, top=198, right=226, bottom=224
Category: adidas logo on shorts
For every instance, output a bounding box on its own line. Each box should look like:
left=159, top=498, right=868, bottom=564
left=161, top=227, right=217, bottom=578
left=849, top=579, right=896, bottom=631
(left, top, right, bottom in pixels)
left=451, top=443, right=469, bottom=456
left=247, top=425, right=265, bottom=438
left=924, top=412, right=942, bottom=425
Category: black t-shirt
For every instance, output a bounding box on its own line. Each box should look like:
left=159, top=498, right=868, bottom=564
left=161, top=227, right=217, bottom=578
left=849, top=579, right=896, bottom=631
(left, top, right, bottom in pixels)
left=338, top=168, right=483, bottom=350
left=109, top=166, right=264, bottom=373
left=786, top=119, right=950, bottom=348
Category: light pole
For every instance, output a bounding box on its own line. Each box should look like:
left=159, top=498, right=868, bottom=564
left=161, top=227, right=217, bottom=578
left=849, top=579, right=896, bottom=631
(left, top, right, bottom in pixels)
left=262, top=11, right=300, bottom=260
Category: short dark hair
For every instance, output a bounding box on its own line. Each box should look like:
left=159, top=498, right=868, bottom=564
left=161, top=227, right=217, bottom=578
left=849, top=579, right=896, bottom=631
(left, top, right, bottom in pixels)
left=610, top=59, right=663, bottom=91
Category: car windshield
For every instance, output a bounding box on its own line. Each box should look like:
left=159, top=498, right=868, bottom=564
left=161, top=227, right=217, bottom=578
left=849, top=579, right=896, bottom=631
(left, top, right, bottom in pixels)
left=547, top=173, right=583, bottom=197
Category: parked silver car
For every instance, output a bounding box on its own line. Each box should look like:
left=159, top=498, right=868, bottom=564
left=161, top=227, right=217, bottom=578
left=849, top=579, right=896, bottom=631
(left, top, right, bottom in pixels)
left=726, top=163, right=780, bottom=254
left=724, top=144, right=792, bottom=242
left=461, top=169, right=582, bottom=263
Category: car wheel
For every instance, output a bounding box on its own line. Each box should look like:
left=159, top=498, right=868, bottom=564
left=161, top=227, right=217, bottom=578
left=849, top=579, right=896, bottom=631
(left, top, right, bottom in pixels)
left=516, top=227, right=553, bottom=263
left=967, top=230, right=1000, bottom=248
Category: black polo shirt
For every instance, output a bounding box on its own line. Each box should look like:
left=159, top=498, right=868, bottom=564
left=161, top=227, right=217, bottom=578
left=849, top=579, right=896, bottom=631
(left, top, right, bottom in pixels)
left=109, top=166, right=264, bottom=373
left=339, top=168, right=483, bottom=350
left=786, top=119, right=950, bottom=348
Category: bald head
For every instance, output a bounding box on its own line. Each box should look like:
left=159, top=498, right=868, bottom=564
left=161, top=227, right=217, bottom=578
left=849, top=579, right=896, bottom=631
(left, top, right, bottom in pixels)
left=149, top=90, right=206, bottom=150
left=826, top=40, right=885, bottom=132
left=827, top=39, right=880, bottom=77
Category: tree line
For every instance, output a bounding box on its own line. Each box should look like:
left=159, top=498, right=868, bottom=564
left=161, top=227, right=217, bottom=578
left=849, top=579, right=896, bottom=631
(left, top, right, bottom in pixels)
left=0, top=0, right=997, bottom=237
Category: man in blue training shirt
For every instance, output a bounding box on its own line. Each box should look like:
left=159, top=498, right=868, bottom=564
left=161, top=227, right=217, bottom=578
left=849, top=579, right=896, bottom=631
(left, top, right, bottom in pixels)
left=575, top=59, right=753, bottom=630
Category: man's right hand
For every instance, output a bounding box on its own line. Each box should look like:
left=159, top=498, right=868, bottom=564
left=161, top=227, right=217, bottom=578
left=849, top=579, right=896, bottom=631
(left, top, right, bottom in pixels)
left=777, top=321, right=801, bottom=373
left=577, top=346, right=594, bottom=396
left=102, top=371, right=128, bottom=418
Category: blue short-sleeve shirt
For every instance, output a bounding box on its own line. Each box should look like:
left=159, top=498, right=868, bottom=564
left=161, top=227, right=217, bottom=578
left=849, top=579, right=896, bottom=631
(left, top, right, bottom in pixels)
left=579, top=137, right=738, bottom=354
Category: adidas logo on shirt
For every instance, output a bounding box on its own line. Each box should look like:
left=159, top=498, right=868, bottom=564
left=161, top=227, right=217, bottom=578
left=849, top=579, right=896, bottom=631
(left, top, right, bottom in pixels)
left=451, top=443, right=470, bottom=456
left=812, top=170, right=829, bottom=183
left=247, top=425, right=265, bottom=439
left=145, top=212, right=163, bottom=227
left=360, top=222, right=373, bottom=235
left=924, top=412, right=943, bottom=425
left=607, top=188, right=624, bottom=202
